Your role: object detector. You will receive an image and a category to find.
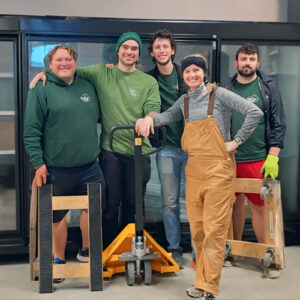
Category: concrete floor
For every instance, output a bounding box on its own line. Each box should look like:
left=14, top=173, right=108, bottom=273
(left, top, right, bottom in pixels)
left=0, top=247, right=299, bottom=300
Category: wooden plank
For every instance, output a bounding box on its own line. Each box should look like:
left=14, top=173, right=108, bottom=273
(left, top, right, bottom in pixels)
left=52, top=195, right=88, bottom=210
left=227, top=239, right=280, bottom=264
left=264, top=187, right=275, bottom=245
left=88, top=183, right=103, bottom=291
left=38, top=184, right=53, bottom=293
left=273, top=182, right=285, bottom=269
left=29, top=181, right=38, bottom=281
left=234, top=178, right=263, bottom=193
left=53, top=263, right=90, bottom=278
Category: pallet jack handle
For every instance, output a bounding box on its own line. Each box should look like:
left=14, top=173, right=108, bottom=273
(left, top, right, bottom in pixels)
left=109, top=124, right=167, bottom=156
left=109, top=124, right=166, bottom=236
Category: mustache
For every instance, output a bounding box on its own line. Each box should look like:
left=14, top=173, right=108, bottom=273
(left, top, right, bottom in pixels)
left=242, top=65, right=252, bottom=69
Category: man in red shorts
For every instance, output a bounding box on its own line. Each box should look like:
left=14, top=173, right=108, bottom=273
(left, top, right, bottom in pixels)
left=226, top=43, right=286, bottom=278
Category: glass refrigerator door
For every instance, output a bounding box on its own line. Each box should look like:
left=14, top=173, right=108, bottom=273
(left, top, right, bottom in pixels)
left=27, top=39, right=214, bottom=225
left=0, top=41, right=17, bottom=231
left=220, top=43, right=300, bottom=219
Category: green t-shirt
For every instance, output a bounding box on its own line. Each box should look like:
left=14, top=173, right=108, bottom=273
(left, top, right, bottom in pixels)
left=77, top=65, right=161, bottom=155
left=157, top=67, right=183, bottom=148
left=231, top=78, right=267, bottom=161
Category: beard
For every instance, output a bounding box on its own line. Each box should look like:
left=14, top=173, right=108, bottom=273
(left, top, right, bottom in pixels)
left=156, top=56, right=172, bottom=66
left=237, top=66, right=257, bottom=77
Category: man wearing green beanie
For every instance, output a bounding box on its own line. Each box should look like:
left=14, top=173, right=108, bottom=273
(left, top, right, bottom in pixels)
left=226, top=43, right=286, bottom=279
left=30, top=32, right=161, bottom=249
left=115, top=31, right=142, bottom=54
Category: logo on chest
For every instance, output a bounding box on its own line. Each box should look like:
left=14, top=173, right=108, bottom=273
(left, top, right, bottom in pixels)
left=80, top=93, right=91, bottom=103
left=129, top=88, right=137, bottom=97
left=246, top=94, right=259, bottom=104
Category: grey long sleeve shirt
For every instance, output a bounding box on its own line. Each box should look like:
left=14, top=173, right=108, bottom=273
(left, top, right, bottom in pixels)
left=153, top=83, right=263, bottom=143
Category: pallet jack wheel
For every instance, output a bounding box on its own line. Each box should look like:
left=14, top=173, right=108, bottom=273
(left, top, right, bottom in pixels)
left=125, top=261, right=135, bottom=286
left=142, top=260, right=152, bottom=285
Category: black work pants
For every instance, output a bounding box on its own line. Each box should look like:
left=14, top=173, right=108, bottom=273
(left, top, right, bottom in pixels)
left=99, top=149, right=151, bottom=248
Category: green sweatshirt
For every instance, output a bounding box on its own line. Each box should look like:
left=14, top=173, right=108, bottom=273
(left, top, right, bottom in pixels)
left=24, top=70, right=100, bottom=168
left=76, top=65, right=161, bottom=155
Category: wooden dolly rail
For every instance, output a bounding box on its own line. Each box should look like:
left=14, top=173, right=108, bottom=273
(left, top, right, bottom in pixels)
left=226, top=178, right=285, bottom=270
left=30, top=183, right=103, bottom=293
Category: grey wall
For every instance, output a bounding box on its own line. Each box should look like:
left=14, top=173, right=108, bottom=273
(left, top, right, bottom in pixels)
left=0, top=0, right=288, bottom=22
left=288, top=0, right=300, bottom=22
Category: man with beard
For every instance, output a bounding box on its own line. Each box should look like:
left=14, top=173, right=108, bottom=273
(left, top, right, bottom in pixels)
left=226, top=43, right=286, bottom=278
left=30, top=32, right=161, bottom=249
left=147, top=29, right=187, bottom=268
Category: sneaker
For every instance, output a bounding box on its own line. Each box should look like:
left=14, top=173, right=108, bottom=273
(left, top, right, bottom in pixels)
left=223, top=259, right=232, bottom=267
left=53, top=257, right=65, bottom=284
left=186, top=287, right=204, bottom=298
left=190, top=259, right=197, bottom=271
left=172, top=250, right=184, bottom=269
left=204, top=293, right=216, bottom=300
left=77, top=247, right=89, bottom=262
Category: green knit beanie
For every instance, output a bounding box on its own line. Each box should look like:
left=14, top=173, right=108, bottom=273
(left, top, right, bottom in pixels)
left=115, top=32, right=142, bottom=54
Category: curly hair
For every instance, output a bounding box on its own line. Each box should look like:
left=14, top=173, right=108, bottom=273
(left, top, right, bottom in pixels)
left=235, top=43, right=259, bottom=60
left=148, top=29, right=176, bottom=62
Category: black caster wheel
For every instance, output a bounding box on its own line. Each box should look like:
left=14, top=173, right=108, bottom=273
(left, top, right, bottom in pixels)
left=264, top=248, right=275, bottom=267
left=224, top=241, right=231, bottom=260
left=142, top=260, right=152, bottom=285
left=260, top=180, right=273, bottom=200
left=125, top=261, right=135, bottom=286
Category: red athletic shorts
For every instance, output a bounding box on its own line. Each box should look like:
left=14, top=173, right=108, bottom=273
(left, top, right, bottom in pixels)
left=236, top=160, right=265, bottom=206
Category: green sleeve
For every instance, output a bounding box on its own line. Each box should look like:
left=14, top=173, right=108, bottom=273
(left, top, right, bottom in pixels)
left=143, top=80, right=161, bottom=115
left=76, top=65, right=103, bottom=87
left=23, top=84, right=47, bottom=169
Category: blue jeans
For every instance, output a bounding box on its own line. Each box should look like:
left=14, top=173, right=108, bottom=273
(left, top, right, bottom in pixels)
left=156, top=146, right=187, bottom=252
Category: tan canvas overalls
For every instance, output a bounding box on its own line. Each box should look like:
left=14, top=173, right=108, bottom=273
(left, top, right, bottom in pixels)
left=181, top=87, right=235, bottom=295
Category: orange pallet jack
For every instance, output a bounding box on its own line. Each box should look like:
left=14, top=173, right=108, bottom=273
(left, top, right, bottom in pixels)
left=225, top=178, right=285, bottom=271
left=104, top=125, right=179, bottom=285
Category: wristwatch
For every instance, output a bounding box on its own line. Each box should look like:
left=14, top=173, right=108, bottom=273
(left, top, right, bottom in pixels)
left=234, top=136, right=242, bottom=144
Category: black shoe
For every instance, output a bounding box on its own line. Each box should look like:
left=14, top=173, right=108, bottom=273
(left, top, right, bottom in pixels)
left=204, top=293, right=216, bottom=300
left=77, top=247, right=89, bottom=262
left=172, top=250, right=184, bottom=269
left=53, top=257, right=65, bottom=284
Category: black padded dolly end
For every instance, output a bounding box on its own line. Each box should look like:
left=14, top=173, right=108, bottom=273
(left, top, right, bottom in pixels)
left=38, top=184, right=53, bottom=293
left=88, top=183, right=103, bottom=291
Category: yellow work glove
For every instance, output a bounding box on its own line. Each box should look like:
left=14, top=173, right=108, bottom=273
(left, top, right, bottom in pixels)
left=261, top=155, right=279, bottom=179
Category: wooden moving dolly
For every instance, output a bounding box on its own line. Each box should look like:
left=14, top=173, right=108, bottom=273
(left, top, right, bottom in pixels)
left=225, top=178, right=285, bottom=271
left=29, top=182, right=103, bottom=293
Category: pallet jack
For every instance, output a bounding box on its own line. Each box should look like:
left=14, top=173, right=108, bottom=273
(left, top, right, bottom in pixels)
left=225, top=178, right=285, bottom=272
left=102, top=125, right=180, bottom=285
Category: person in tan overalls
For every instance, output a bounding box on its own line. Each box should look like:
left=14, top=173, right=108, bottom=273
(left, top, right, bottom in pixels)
left=135, top=54, right=263, bottom=300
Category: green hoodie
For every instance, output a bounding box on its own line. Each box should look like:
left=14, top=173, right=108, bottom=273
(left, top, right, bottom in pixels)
left=24, top=70, right=100, bottom=168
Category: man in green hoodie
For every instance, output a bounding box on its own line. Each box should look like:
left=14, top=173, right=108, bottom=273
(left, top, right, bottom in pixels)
left=24, top=45, right=105, bottom=269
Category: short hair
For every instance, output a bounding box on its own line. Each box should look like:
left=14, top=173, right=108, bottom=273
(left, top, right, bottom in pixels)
left=235, top=43, right=260, bottom=60
left=47, top=45, right=78, bottom=63
left=148, top=29, right=176, bottom=62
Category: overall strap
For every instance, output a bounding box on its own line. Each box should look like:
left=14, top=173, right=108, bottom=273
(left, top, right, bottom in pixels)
left=184, top=93, right=189, bottom=122
left=207, top=86, right=217, bottom=118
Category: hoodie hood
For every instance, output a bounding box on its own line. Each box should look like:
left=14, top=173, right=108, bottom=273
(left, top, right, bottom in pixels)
left=46, top=69, right=77, bottom=86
